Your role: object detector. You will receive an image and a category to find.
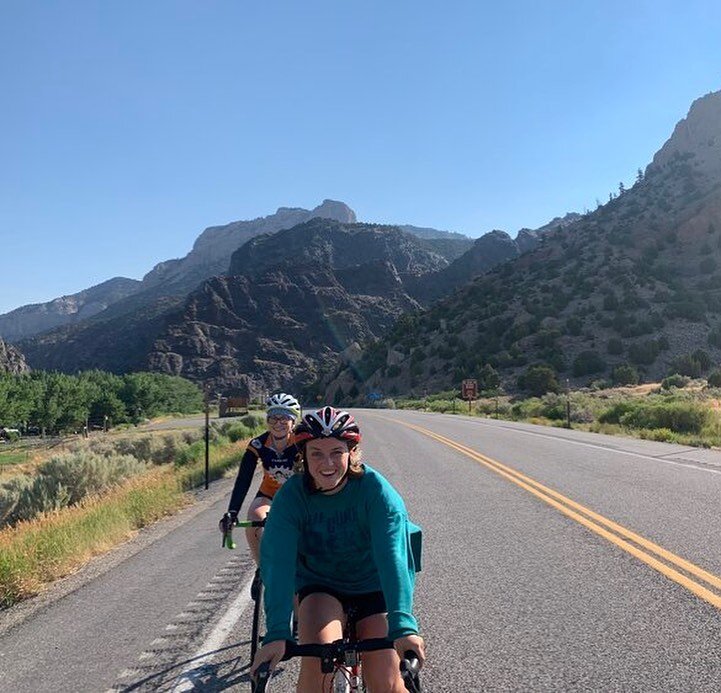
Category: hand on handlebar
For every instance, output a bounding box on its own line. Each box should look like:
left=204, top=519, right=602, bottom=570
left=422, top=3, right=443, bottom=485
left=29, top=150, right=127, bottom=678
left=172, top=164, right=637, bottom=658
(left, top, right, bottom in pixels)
left=394, top=634, right=425, bottom=667
left=219, top=511, right=238, bottom=534
left=251, top=640, right=286, bottom=677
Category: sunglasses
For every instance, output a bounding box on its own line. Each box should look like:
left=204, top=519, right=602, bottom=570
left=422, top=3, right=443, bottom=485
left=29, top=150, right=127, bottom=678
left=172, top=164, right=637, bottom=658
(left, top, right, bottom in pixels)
left=267, top=415, right=293, bottom=424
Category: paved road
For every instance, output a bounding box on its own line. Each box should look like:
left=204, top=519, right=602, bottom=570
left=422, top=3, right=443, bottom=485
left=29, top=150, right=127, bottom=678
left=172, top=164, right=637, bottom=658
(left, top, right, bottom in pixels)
left=1, top=410, right=720, bottom=691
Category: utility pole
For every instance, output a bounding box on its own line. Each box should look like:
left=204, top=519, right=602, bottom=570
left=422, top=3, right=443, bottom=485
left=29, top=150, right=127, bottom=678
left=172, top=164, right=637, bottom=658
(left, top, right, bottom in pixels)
left=566, top=378, right=571, bottom=429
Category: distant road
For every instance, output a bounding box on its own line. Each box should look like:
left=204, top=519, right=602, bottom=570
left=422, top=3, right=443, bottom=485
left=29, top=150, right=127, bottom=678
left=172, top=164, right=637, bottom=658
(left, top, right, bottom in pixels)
left=1, top=410, right=720, bottom=691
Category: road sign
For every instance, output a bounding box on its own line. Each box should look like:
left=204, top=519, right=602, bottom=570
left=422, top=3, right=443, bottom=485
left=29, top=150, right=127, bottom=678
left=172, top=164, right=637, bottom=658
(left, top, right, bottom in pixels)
left=461, top=379, right=478, bottom=401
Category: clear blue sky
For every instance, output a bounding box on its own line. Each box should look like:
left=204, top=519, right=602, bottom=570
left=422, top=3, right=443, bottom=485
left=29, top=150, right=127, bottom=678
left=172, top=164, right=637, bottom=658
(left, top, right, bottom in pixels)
left=2, top=1, right=720, bottom=315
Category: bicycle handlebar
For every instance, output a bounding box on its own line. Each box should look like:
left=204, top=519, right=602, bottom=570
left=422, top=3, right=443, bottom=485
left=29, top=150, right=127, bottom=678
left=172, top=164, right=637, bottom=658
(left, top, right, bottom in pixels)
left=250, top=640, right=421, bottom=692
left=220, top=516, right=266, bottom=549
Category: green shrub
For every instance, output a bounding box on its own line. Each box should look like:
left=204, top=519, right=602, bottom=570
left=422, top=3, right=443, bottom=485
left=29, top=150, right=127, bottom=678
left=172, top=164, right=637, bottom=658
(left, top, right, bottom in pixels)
left=598, top=401, right=640, bottom=424
left=612, top=364, right=639, bottom=385
left=628, top=339, right=661, bottom=365
left=662, top=374, right=690, bottom=389
left=707, top=370, right=721, bottom=388
left=174, top=440, right=207, bottom=467
left=572, top=350, right=606, bottom=377
left=618, top=402, right=710, bottom=433
left=517, top=365, right=560, bottom=396
left=0, top=452, right=146, bottom=526
left=670, top=352, right=709, bottom=378
left=607, top=338, right=624, bottom=355
left=708, top=324, right=721, bottom=348
left=638, top=428, right=679, bottom=443
left=225, top=424, right=254, bottom=442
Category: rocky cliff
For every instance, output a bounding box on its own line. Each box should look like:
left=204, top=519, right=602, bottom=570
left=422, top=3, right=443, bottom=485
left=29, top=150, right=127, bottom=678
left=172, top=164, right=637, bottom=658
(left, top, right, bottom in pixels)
left=147, top=221, right=445, bottom=392
left=0, top=277, right=141, bottom=343
left=0, top=338, right=29, bottom=374
left=148, top=263, right=423, bottom=393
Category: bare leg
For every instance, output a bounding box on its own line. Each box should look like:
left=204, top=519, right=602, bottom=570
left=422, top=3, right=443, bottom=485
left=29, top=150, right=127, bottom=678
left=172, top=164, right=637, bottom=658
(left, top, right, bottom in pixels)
left=296, top=593, right=344, bottom=693
left=356, top=613, right=405, bottom=693
left=245, top=495, right=271, bottom=564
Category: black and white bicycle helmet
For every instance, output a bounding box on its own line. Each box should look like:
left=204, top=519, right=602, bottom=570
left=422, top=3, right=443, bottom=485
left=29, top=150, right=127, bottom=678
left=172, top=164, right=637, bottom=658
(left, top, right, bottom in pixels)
left=266, top=392, right=301, bottom=420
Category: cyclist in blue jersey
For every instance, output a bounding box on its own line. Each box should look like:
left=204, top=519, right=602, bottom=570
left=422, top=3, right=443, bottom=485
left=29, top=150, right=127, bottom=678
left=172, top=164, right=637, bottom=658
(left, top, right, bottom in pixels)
left=219, top=392, right=301, bottom=562
left=251, top=406, right=425, bottom=692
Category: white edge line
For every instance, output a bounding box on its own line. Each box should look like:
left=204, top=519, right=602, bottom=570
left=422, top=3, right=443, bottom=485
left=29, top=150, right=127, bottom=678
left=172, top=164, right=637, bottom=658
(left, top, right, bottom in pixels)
left=171, top=570, right=256, bottom=692
left=433, top=413, right=721, bottom=476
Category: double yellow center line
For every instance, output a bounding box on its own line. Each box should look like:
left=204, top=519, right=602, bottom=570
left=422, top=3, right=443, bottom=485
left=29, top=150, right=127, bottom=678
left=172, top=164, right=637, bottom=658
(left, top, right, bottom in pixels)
left=400, top=420, right=721, bottom=610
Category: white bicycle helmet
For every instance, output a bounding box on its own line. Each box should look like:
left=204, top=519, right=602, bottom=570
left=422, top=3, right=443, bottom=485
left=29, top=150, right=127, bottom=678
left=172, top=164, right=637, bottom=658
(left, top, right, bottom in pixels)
left=266, top=392, right=301, bottom=420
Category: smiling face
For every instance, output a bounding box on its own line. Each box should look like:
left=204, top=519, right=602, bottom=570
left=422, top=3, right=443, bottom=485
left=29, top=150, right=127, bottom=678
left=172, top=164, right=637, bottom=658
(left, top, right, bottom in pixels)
left=305, top=437, right=351, bottom=493
left=267, top=413, right=294, bottom=440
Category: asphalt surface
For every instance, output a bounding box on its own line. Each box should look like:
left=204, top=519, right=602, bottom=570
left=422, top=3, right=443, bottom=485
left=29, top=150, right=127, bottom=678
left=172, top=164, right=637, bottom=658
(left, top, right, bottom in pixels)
left=1, top=410, right=720, bottom=692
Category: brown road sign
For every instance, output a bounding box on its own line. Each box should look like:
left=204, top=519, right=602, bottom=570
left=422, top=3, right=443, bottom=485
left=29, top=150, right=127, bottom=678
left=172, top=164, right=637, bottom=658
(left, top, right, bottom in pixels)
left=461, top=379, right=478, bottom=400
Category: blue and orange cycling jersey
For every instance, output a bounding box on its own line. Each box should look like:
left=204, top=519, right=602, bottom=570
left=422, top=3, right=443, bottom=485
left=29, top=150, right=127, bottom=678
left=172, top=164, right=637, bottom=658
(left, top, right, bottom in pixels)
left=227, top=431, right=299, bottom=512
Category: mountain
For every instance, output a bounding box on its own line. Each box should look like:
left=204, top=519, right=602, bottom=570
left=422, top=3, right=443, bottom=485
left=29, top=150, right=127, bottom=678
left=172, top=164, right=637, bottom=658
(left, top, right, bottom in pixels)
left=140, top=199, right=357, bottom=295
left=408, top=213, right=581, bottom=303
left=16, top=203, right=576, bottom=388
left=14, top=201, right=362, bottom=369
left=323, top=89, right=721, bottom=399
left=227, top=218, right=449, bottom=278
left=3, top=200, right=357, bottom=343
left=146, top=220, right=445, bottom=392
left=0, top=278, right=142, bottom=344
left=0, top=338, right=28, bottom=375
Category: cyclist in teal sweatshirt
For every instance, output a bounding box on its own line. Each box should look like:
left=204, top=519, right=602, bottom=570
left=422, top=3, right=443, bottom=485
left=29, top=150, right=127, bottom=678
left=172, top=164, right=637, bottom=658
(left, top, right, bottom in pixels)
left=251, top=406, right=425, bottom=692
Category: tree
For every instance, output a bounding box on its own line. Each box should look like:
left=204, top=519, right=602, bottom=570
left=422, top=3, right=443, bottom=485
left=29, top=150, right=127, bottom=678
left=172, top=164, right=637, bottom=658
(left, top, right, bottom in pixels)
left=518, top=365, right=560, bottom=397
left=572, top=350, right=606, bottom=377
left=612, top=364, right=639, bottom=386
left=477, top=364, right=500, bottom=392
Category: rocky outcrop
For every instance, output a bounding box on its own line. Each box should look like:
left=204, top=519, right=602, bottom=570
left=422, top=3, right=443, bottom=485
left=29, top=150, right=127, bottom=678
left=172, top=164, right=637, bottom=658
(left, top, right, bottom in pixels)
left=229, top=218, right=449, bottom=280
left=648, top=90, right=721, bottom=179
left=148, top=264, right=422, bottom=393
left=146, top=220, right=446, bottom=392
left=142, top=199, right=357, bottom=294
left=0, top=277, right=141, bottom=343
left=0, top=338, right=29, bottom=374
left=410, top=230, right=520, bottom=303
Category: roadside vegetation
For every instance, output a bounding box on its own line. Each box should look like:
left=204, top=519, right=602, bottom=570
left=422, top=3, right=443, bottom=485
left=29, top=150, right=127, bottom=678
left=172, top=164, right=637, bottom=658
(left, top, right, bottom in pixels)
left=384, top=378, right=721, bottom=448
left=0, top=370, right=204, bottom=436
left=0, top=413, right=266, bottom=608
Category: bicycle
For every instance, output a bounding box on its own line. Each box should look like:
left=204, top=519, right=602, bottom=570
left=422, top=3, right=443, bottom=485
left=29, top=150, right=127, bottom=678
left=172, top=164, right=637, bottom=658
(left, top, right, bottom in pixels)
left=251, top=606, right=422, bottom=693
left=221, top=514, right=267, bottom=663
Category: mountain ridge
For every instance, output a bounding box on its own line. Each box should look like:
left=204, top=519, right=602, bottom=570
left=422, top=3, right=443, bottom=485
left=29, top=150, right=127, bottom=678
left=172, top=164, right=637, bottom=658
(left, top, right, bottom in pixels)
left=321, top=89, right=721, bottom=400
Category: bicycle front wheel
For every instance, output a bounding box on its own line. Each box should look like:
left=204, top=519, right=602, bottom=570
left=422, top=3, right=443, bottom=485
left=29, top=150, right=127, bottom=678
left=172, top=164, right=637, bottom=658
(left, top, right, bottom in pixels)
left=250, top=571, right=264, bottom=664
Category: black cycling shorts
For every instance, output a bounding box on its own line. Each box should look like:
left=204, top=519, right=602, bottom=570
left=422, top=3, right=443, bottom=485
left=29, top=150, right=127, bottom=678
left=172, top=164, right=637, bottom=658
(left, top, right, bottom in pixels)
left=297, top=584, right=387, bottom=623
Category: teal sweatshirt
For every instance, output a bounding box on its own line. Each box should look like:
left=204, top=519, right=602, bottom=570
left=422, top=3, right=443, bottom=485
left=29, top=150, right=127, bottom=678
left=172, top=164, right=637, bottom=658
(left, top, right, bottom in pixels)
left=260, top=464, right=419, bottom=643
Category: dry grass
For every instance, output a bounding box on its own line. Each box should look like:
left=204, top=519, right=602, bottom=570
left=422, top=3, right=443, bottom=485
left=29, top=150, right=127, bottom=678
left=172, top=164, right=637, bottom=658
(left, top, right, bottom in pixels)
left=0, top=467, right=184, bottom=608
left=0, top=437, right=247, bottom=609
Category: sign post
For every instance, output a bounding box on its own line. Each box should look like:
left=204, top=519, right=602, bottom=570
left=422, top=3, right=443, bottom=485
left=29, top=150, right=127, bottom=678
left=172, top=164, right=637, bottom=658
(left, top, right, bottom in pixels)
left=204, top=385, right=210, bottom=490
left=461, top=378, right=478, bottom=413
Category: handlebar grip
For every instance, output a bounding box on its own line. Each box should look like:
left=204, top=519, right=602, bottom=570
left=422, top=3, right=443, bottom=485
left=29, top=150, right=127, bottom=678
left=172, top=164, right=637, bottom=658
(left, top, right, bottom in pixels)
left=222, top=532, right=236, bottom=550
left=401, top=651, right=421, bottom=690
left=252, top=662, right=271, bottom=692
